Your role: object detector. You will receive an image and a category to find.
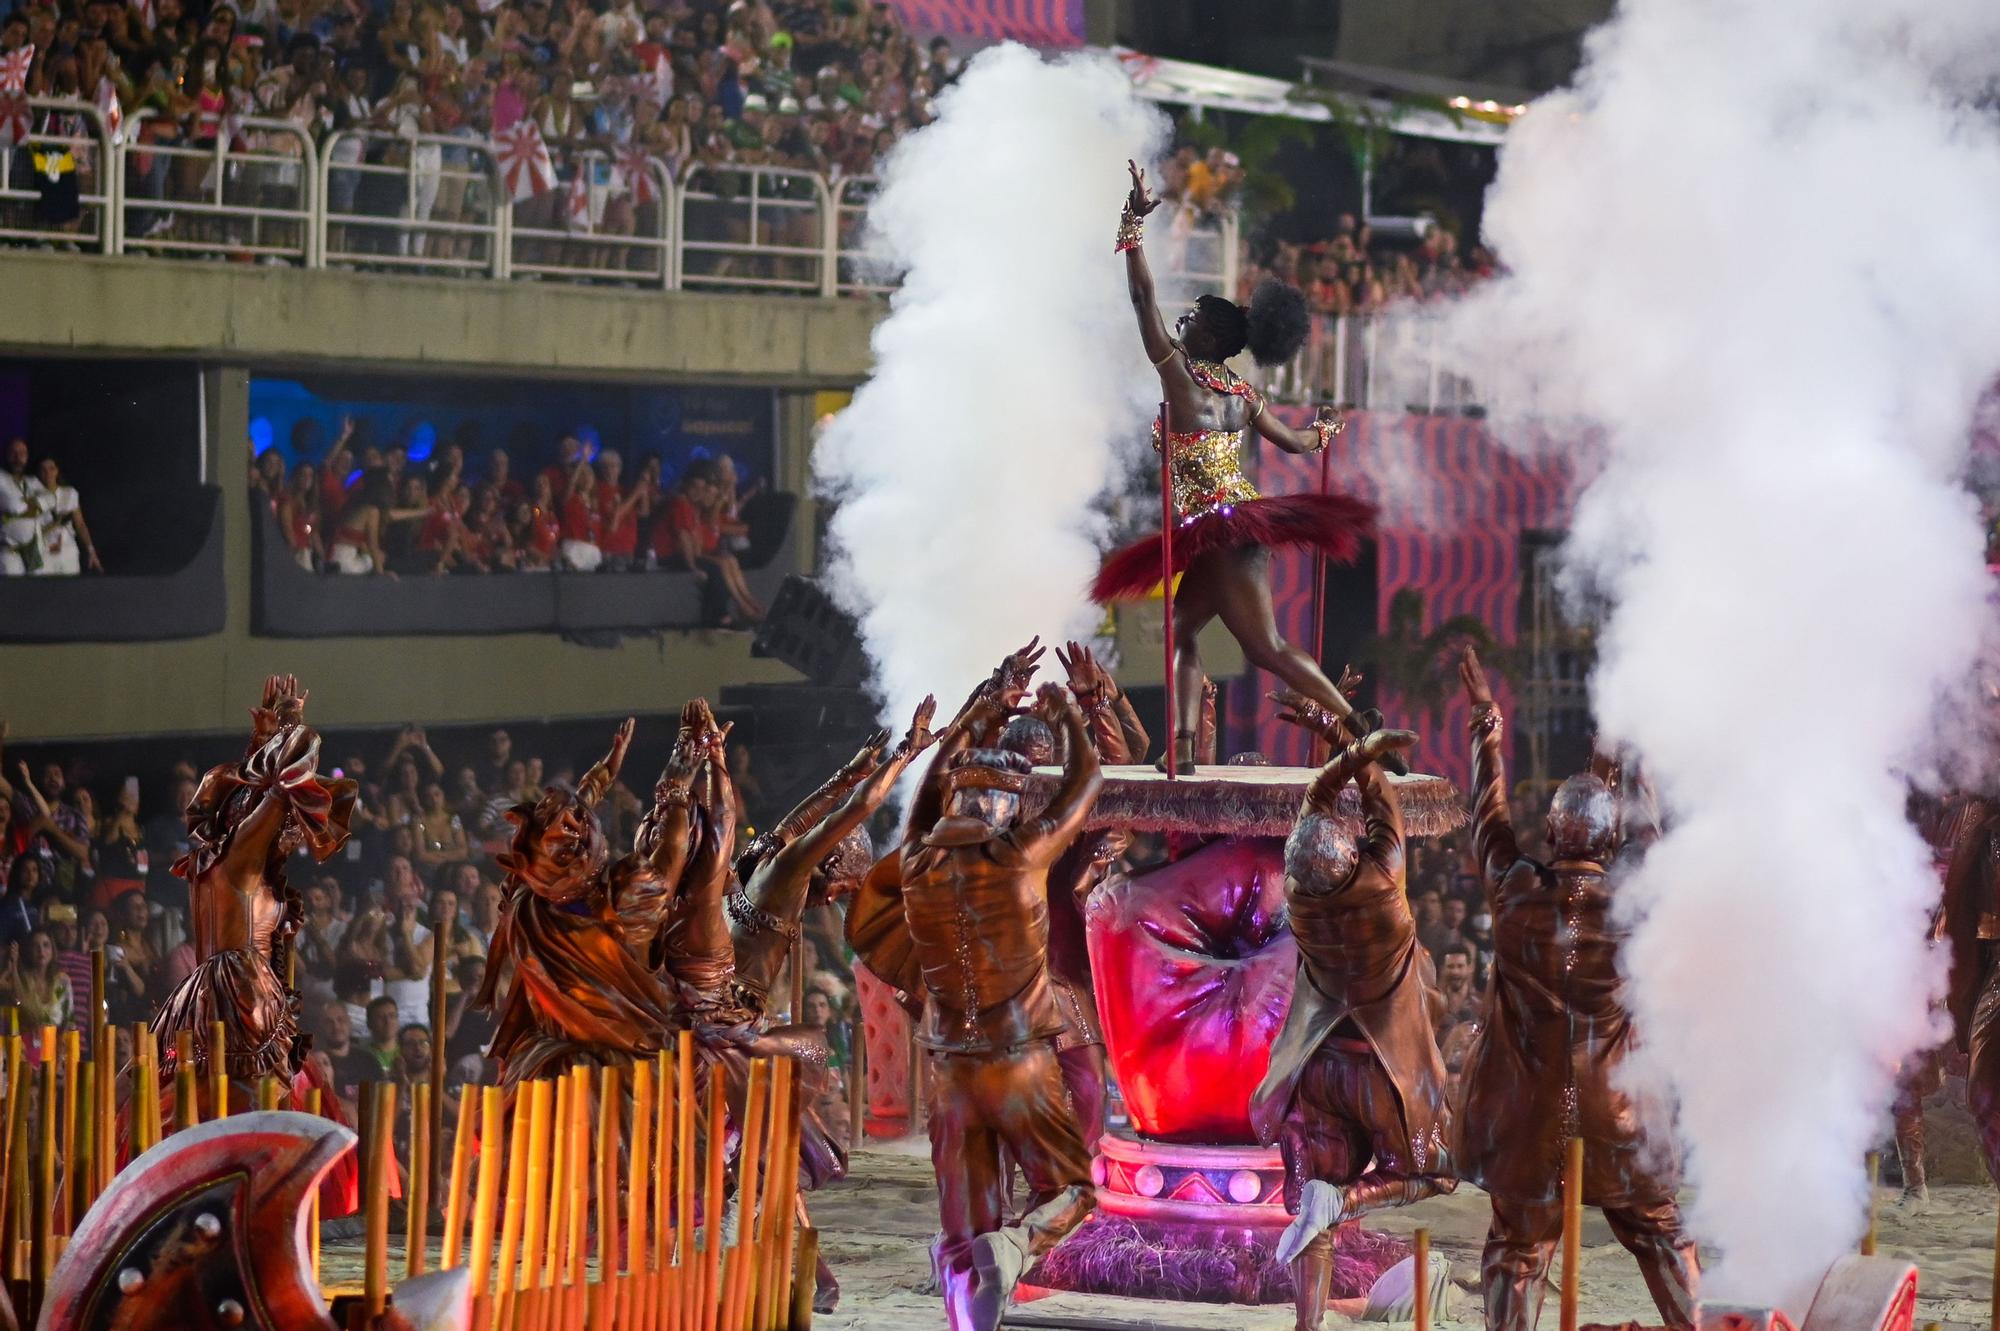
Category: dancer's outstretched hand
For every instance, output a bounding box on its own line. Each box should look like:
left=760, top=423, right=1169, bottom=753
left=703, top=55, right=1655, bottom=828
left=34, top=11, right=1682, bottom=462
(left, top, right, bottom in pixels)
left=1270, top=689, right=1340, bottom=738
left=993, top=636, right=1045, bottom=704
left=1334, top=663, right=1363, bottom=697
left=897, top=696, right=939, bottom=759
left=1459, top=647, right=1495, bottom=709
left=1125, top=160, right=1159, bottom=218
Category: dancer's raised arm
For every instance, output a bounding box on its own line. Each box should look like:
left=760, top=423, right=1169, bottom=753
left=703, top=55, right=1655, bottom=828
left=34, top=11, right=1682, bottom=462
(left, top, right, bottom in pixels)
left=1120, top=160, right=1175, bottom=368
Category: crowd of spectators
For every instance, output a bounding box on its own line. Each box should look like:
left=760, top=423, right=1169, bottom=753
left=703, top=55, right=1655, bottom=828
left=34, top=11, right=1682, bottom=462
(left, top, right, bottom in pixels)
left=0, top=717, right=862, bottom=1155
left=2, top=0, right=958, bottom=252
left=0, top=434, right=99, bottom=575
left=249, top=423, right=772, bottom=625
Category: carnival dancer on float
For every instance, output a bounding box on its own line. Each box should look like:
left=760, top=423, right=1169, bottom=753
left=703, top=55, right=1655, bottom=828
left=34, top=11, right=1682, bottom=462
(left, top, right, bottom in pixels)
left=475, top=715, right=693, bottom=1087
left=1251, top=693, right=1454, bottom=1331
left=1452, top=649, right=1698, bottom=1331
left=152, top=674, right=360, bottom=1209
left=1095, top=161, right=1379, bottom=771
left=985, top=641, right=1145, bottom=1152
left=851, top=659, right=1104, bottom=1331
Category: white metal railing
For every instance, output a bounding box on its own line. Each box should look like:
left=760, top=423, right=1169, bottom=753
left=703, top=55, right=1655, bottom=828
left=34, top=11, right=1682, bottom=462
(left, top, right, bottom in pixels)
left=829, top=173, right=888, bottom=297
left=1250, top=309, right=1482, bottom=411
left=317, top=128, right=502, bottom=277
left=0, top=98, right=115, bottom=253
left=120, top=112, right=316, bottom=264
left=509, top=148, right=673, bottom=286
left=674, top=162, right=827, bottom=295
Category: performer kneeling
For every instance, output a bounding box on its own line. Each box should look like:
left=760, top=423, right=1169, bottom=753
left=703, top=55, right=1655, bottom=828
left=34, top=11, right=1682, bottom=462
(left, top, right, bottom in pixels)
left=854, top=670, right=1104, bottom=1331
left=1096, top=160, right=1378, bottom=771
left=1454, top=648, right=1698, bottom=1331
left=1252, top=700, right=1454, bottom=1331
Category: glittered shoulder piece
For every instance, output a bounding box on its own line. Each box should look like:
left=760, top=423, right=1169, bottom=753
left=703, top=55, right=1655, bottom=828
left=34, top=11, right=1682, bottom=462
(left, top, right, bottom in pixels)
left=1183, top=354, right=1257, bottom=400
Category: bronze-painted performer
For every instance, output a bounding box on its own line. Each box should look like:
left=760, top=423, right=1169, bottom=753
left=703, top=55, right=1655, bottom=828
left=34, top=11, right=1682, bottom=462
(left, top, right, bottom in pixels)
left=1250, top=696, right=1453, bottom=1331
left=476, top=715, right=695, bottom=1085
left=1043, top=641, right=1146, bottom=1150
left=729, top=698, right=936, bottom=1012
left=1943, top=791, right=2000, bottom=1185
left=1094, top=161, right=1377, bottom=771
left=156, top=675, right=357, bottom=1104
left=1453, top=649, right=1698, bottom=1331
left=853, top=661, right=1104, bottom=1331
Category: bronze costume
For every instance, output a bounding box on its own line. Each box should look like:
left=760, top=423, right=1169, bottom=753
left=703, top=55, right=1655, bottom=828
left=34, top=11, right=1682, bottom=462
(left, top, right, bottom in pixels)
left=476, top=719, right=689, bottom=1086
left=1943, top=794, right=2000, bottom=1185
left=1250, top=727, right=1453, bottom=1331
left=1454, top=687, right=1697, bottom=1331
left=157, top=678, right=356, bottom=1092
left=853, top=667, right=1103, bottom=1331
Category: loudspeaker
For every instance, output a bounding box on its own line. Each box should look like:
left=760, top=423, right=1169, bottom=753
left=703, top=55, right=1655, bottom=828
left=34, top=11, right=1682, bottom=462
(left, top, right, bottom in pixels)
left=752, top=575, right=868, bottom=688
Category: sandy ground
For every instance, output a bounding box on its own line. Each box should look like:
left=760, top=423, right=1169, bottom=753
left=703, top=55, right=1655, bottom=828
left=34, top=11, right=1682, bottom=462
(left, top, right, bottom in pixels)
left=798, top=1139, right=2000, bottom=1331
left=323, top=1093, right=2000, bottom=1331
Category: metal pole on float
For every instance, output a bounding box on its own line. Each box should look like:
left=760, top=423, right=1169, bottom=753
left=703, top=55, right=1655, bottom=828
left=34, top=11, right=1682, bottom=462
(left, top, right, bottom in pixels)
left=1310, top=436, right=1335, bottom=764
left=1158, top=400, right=1179, bottom=778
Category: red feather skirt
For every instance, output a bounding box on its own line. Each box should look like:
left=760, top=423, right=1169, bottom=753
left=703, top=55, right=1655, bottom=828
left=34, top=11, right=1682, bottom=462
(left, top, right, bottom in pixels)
left=1091, top=492, right=1378, bottom=603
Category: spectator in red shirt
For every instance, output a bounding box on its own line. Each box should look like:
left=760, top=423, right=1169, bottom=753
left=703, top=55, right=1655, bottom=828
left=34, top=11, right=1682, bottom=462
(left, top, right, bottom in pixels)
left=486, top=447, right=526, bottom=509
left=512, top=473, right=562, bottom=570
left=539, top=434, right=588, bottom=503
left=593, top=449, right=649, bottom=572
left=660, top=459, right=764, bottom=627
left=559, top=459, right=604, bottom=571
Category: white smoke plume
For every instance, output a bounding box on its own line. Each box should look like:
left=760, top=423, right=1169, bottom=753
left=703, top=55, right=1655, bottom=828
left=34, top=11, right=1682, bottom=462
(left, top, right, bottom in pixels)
left=1433, top=0, right=2000, bottom=1308
left=813, top=45, right=1166, bottom=728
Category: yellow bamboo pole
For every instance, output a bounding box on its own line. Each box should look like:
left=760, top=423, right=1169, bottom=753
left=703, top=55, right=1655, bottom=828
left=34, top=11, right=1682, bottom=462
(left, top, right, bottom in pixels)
left=1560, top=1135, right=1584, bottom=1331
left=442, top=1088, right=478, bottom=1269
left=497, top=1078, right=540, bottom=1331
left=1414, top=1228, right=1431, bottom=1331
left=0, top=1028, right=20, bottom=1259
left=366, top=1082, right=398, bottom=1320
left=133, top=1024, right=156, bottom=1154
left=751, top=1059, right=793, bottom=1331
left=1862, top=1151, right=1880, bottom=1257
left=567, top=1066, right=590, bottom=1297
left=306, top=1087, right=323, bottom=1290
left=93, top=1012, right=113, bottom=1195
left=258, top=1076, right=283, bottom=1112
left=593, top=1065, right=621, bottom=1331
left=34, top=1026, right=56, bottom=1288
left=653, top=1048, right=674, bottom=1331
left=73, top=1063, right=93, bottom=1231
left=520, top=1079, right=560, bottom=1319
left=628, top=1059, right=653, bottom=1286
left=788, top=1228, right=819, bottom=1331
left=408, top=1080, right=433, bottom=1278
left=775, top=1090, right=806, bottom=1331
left=173, top=1031, right=198, bottom=1132
left=466, top=1086, right=506, bottom=1305
left=677, top=1034, right=696, bottom=1331
left=722, top=1060, right=770, bottom=1331
left=700, top=1069, right=727, bottom=1329
left=209, top=1020, right=228, bottom=1119
left=6, top=1036, right=25, bottom=1286
left=543, top=1074, right=573, bottom=1293
left=58, top=1029, right=78, bottom=1236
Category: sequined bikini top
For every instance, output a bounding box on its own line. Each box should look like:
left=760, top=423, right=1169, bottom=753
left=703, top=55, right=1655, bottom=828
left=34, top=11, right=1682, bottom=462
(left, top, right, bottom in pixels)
left=1152, top=349, right=1264, bottom=521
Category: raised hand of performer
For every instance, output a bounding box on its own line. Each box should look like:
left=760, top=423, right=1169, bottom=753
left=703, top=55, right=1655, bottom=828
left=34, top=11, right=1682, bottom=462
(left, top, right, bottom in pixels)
left=895, top=695, right=940, bottom=761
left=1056, top=640, right=1114, bottom=708
left=840, top=728, right=892, bottom=781
left=993, top=635, right=1045, bottom=705
left=1271, top=688, right=1344, bottom=741
left=1335, top=663, right=1363, bottom=697
left=1124, top=159, right=1160, bottom=220
left=1459, top=646, right=1496, bottom=711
